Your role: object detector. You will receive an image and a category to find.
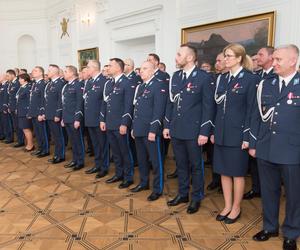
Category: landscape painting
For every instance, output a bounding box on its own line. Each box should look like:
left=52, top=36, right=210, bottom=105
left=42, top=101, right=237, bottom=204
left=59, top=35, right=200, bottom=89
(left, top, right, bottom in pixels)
left=181, top=11, right=275, bottom=66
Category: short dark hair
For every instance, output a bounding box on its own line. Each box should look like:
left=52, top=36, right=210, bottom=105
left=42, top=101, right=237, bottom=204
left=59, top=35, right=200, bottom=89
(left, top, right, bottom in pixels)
left=6, top=69, right=16, bottom=76
left=19, top=73, right=31, bottom=83
left=20, top=68, right=27, bottom=73
left=65, top=65, right=78, bottom=77
left=262, top=46, right=275, bottom=55
left=49, top=64, right=59, bottom=70
left=159, top=62, right=166, bottom=70
left=181, top=43, right=198, bottom=62
left=35, top=66, right=45, bottom=76
left=110, top=58, right=125, bottom=71
left=148, top=53, right=160, bottom=63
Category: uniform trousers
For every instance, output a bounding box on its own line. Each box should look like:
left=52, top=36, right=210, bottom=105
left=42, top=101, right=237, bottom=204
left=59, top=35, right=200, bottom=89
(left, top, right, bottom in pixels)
left=249, top=157, right=260, bottom=193
left=135, top=136, right=164, bottom=194
left=172, top=138, right=204, bottom=202
left=257, top=159, right=300, bottom=239
left=10, top=112, right=24, bottom=144
left=32, top=118, right=48, bottom=153
left=107, top=130, right=133, bottom=181
left=65, top=123, right=84, bottom=166
left=48, top=120, right=65, bottom=159
left=87, top=127, right=109, bottom=171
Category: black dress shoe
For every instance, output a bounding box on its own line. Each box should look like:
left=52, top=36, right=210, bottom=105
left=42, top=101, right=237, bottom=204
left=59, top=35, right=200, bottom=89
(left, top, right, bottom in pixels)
left=52, top=158, right=65, bottom=164
left=73, top=164, right=84, bottom=171
left=37, top=152, right=50, bottom=158
left=187, top=200, right=201, bottom=214
left=167, top=170, right=178, bottom=179
left=31, top=150, right=42, bottom=156
left=88, top=152, right=95, bottom=157
left=147, top=192, right=162, bottom=201
left=207, top=181, right=221, bottom=191
left=48, top=157, right=57, bottom=163
left=106, top=175, right=123, bottom=183
left=216, top=211, right=231, bottom=221
left=252, top=230, right=279, bottom=241
left=119, top=180, right=133, bottom=189
left=4, top=140, right=13, bottom=144
left=283, top=238, right=297, bottom=250
left=130, top=184, right=149, bottom=193
left=85, top=167, right=100, bottom=174
left=224, top=211, right=241, bottom=224
left=13, top=143, right=25, bottom=148
left=167, top=195, right=189, bottom=206
left=95, top=170, right=108, bottom=179
left=0, top=137, right=5, bottom=140
left=64, top=161, right=76, bottom=168
left=243, top=190, right=261, bottom=200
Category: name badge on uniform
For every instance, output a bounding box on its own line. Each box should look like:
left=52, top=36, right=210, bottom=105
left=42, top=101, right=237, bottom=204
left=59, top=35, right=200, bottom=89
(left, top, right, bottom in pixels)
left=287, top=92, right=293, bottom=104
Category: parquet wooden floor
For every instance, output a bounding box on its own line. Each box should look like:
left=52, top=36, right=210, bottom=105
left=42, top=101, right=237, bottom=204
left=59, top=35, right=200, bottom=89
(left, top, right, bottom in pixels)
left=0, top=142, right=297, bottom=250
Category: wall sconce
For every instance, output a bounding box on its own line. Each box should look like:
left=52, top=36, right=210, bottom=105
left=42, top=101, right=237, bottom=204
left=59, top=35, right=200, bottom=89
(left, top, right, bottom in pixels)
left=81, top=13, right=91, bottom=26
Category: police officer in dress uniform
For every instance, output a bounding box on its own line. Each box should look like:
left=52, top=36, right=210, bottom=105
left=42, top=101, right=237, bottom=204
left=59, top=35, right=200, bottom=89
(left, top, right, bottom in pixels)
left=0, top=75, right=9, bottom=141
left=124, top=58, right=143, bottom=167
left=130, top=61, right=167, bottom=201
left=42, top=64, right=65, bottom=164
left=250, top=44, right=300, bottom=250
left=243, top=46, right=275, bottom=200
left=164, top=44, right=215, bottom=214
left=16, top=73, right=34, bottom=151
left=6, top=69, right=24, bottom=146
left=147, top=54, right=171, bottom=163
left=84, top=60, right=110, bottom=179
left=62, top=65, right=84, bottom=171
left=206, top=52, right=229, bottom=191
left=28, top=66, right=49, bottom=157
left=212, top=44, right=260, bottom=224
left=100, top=58, right=135, bottom=189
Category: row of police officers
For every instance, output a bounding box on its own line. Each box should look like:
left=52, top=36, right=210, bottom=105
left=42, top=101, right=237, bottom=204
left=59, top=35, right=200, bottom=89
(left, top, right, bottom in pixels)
left=0, top=43, right=299, bottom=250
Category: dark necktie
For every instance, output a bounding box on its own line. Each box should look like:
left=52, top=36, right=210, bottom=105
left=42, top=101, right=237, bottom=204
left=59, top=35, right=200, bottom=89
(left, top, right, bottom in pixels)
left=182, top=72, right=187, bottom=85
left=281, top=80, right=286, bottom=93
left=262, top=71, right=267, bottom=79
left=228, top=75, right=234, bottom=83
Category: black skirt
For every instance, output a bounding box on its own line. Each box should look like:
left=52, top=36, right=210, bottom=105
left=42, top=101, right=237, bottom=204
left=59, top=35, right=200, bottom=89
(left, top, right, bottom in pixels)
left=213, top=144, right=249, bottom=177
left=18, top=117, right=33, bottom=130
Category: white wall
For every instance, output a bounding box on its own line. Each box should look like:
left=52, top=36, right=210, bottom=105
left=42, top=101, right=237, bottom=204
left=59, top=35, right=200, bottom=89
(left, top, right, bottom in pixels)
left=0, top=0, right=299, bottom=74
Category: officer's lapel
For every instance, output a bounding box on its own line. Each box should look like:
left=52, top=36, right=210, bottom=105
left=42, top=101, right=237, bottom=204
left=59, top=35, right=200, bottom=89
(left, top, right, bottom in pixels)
left=277, top=73, right=300, bottom=101
left=177, top=68, right=198, bottom=91
left=227, top=69, right=244, bottom=90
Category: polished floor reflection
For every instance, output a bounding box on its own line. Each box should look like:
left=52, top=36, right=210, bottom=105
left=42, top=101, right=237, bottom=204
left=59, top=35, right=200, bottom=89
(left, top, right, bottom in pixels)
left=0, top=143, right=294, bottom=249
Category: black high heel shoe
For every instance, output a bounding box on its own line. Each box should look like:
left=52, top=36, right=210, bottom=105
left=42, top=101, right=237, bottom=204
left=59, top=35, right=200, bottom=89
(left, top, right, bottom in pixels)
left=216, top=211, right=231, bottom=221
left=224, top=211, right=241, bottom=224
left=24, top=146, right=35, bottom=152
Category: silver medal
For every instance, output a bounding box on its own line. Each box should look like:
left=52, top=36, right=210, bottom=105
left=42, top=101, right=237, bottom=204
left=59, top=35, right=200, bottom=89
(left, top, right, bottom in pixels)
left=287, top=100, right=292, bottom=104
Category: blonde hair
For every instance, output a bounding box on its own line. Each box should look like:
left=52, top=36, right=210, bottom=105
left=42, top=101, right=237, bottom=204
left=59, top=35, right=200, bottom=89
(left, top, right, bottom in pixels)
left=223, top=43, right=252, bottom=71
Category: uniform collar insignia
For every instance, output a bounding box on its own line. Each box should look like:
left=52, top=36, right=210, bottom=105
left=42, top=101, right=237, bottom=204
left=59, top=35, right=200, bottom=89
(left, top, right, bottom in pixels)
left=293, top=78, right=299, bottom=86
left=238, top=72, right=244, bottom=79
left=192, top=71, right=197, bottom=77
left=272, top=78, right=276, bottom=85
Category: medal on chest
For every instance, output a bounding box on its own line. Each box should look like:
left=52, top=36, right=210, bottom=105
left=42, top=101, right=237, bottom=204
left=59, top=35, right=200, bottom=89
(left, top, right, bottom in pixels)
left=287, top=92, right=293, bottom=104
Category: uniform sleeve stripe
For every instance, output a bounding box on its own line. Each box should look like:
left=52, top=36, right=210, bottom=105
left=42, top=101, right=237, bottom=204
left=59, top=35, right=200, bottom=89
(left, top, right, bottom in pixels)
left=201, top=120, right=215, bottom=128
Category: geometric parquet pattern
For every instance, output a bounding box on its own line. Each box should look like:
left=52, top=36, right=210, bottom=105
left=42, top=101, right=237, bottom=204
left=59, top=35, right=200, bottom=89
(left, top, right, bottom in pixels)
left=0, top=143, right=296, bottom=249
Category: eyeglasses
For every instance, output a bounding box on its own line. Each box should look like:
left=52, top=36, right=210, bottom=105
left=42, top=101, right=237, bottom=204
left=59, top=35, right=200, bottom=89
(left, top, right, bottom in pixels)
left=224, top=54, right=236, bottom=58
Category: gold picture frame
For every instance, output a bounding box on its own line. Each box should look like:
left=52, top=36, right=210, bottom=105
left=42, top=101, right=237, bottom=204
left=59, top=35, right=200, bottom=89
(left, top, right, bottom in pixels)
left=77, top=47, right=99, bottom=70
left=181, top=11, right=276, bottom=65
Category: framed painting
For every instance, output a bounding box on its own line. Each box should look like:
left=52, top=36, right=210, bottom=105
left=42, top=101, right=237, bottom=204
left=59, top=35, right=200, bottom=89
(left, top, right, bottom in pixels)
left=77, top=47, right=99, bottom=70
left=181, top=11, right=276, bottom=66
